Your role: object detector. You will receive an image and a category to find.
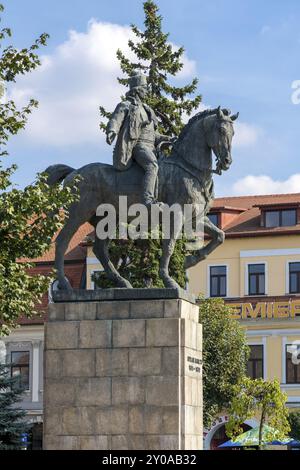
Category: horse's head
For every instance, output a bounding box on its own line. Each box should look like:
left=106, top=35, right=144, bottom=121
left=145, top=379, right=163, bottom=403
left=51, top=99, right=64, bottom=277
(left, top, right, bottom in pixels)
left=203, top=107, right=239, bottom=173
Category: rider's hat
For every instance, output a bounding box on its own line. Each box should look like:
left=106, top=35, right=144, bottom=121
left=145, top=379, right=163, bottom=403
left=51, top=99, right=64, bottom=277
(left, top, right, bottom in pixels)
left=129, top=73, right=148, bottom=90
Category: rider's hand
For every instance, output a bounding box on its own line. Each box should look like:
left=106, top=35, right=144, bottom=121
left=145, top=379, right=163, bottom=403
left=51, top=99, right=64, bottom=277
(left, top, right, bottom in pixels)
left=106, top=131, right=116, bottom=145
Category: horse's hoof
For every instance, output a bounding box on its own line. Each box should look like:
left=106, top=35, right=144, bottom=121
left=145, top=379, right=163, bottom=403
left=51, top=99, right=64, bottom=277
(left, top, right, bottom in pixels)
left=163, top=278, right=181, bottom=290
left=116, top=279, right=133, bottom=288
left=58, top=284, right=73, bottom=292
left=50, top=279, right=72, bottom=297
left=58, top=278, right=73, bottom=292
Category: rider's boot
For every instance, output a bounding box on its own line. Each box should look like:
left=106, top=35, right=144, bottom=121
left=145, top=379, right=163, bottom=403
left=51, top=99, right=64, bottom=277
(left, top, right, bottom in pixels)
left=143, top=168, right=164, bottom=210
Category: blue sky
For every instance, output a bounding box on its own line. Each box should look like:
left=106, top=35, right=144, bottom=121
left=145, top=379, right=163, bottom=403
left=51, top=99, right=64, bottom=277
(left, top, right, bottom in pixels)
left=3, top=0, right=300, bottom=195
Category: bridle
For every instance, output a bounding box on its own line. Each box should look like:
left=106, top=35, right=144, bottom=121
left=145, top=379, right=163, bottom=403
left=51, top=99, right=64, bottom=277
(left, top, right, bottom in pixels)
left=202, top=116, right=231, bottom=175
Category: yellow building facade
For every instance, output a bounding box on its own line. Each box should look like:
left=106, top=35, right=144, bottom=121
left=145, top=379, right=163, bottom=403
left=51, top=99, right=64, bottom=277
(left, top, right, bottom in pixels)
left=189, top=235, right=300, bottom=399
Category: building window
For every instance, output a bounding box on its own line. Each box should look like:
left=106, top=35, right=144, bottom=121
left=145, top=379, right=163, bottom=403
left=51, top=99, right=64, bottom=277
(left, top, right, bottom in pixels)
left=208, top=213, right=219, bottom=227
left=210, top=266, right=227, bottom=297
left=289, top=262, right=300, bottom=294
left=248, top=264, right=265, bottom=295
left=286, top=344, right=300, bottom=384
left=11, top=351, right=30, bottom=390
left=247, top=345, right=264, bottom=379
left=265, top=209, right=296, bottom=228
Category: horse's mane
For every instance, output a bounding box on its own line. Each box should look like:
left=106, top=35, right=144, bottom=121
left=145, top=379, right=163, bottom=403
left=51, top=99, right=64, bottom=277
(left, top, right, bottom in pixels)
left=172, top=108, right=217, bottom=154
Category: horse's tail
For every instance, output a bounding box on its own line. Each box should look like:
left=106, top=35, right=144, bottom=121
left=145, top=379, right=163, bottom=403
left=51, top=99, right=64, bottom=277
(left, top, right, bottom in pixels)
left=45, top=164, right=75, bottom=186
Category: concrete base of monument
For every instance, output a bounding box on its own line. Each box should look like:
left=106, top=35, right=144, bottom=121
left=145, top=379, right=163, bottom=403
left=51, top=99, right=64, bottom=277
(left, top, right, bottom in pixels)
left=43, top=289, right=203, bottom=450
left=52, top=287, right=196, bottom=303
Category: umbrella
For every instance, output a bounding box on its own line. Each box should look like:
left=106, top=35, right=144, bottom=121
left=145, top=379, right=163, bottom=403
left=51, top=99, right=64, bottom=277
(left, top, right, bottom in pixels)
left=219, top=424, right=297, bottom=448
left=269, top=439, right=300, bottom=447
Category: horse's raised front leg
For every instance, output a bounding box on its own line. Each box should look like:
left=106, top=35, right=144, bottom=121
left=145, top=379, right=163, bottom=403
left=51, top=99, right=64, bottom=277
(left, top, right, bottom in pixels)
left=93, top=237, right=133, bottom=288
left=184, top=216, right=225, bottom=269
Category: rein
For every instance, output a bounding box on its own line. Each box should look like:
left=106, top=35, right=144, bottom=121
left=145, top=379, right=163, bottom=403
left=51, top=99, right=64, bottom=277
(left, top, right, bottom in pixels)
left=161, top=116, right=222, bottom=177
left=161, top=155, right=208, bottom=186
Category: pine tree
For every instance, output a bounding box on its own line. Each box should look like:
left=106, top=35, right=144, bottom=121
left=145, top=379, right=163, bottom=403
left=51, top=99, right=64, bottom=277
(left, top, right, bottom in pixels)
left=0, top=362, right=29, bottom=450
left=98, top=1, right=202, bottom=287
left=100, top=0, right=202, bottom=135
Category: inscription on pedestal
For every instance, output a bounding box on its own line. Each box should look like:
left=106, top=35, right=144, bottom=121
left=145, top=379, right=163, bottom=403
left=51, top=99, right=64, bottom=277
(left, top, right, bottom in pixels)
left=187, top=355, right=202, bottom=375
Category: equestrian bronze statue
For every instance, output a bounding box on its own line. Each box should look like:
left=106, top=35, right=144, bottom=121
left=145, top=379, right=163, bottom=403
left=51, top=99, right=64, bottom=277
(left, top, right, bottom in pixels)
left=45, top=92, right=239, bottom=291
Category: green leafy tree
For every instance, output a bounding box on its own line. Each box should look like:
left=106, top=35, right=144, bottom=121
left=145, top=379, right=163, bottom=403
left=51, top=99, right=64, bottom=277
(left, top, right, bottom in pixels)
left=226, top=377, right=290, bottom=448
left=94, top=231, right=187, bottom=289
left=287, top=411, right=300, bottom=440
left=100, top=0, right=202, bottom=136
left=198, top=297, right=250, bottom=428
left=0, top=4, right=77, bottom=335
left=0, top=362, right=29, bottom=449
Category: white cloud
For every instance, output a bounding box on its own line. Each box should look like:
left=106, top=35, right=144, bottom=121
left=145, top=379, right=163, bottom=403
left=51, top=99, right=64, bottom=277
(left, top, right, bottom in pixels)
left=171, top=43, right=197, bottom=78
left=232, top=173, right=300, bottom=196
left=233, top=122, right=262, bottom=148
left=8, top=19, right=197, bottom=147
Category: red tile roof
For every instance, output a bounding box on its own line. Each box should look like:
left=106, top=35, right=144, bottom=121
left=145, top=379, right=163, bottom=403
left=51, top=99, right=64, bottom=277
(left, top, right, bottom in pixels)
left=214, top=192, right=300, bottom=208
left=21, top=222, right=94, bottom=263
left=212, top=193, right=300, bottom=236
left=21, top=261, right=86, bottom=325
left=18, top=223, right=93, bottom=325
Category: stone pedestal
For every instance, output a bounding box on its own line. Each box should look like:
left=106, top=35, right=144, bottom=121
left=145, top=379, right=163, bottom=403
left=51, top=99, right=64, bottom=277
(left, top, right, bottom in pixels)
left=43, top=289, right=203, bottom=450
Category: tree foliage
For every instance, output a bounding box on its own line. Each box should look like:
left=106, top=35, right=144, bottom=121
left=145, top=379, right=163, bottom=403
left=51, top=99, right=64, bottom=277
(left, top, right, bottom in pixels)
left=0, top=4, right=77, bottom=335
left=198, top=297, right=250, bottom=428
left=226, top=377, right=290, bottom=448
left=287, top=411, right=300, bottom=440
left=94, top=233, right=187, bottom=289
left=100, top=0, right=202, bottom=136
left=0, top=362, right=29, bottom=449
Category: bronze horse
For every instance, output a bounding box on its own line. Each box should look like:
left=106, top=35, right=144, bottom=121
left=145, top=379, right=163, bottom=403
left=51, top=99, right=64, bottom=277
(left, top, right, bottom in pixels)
left=45, top=107, right=238, bottom=290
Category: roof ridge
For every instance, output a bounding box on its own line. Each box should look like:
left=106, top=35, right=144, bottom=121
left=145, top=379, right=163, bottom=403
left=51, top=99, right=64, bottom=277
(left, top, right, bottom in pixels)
left=215, top=192, right=300, bottom=200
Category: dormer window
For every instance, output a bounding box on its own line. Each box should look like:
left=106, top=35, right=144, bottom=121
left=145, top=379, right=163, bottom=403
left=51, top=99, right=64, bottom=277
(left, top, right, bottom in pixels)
left=207, top=206, right=246, bottom=230
left=264, top=209, right=296, bottom=228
